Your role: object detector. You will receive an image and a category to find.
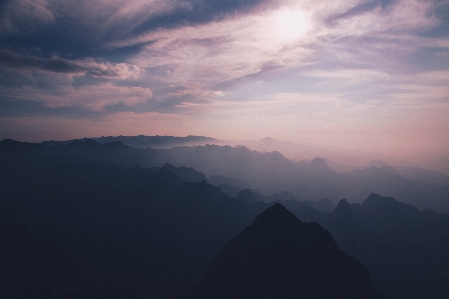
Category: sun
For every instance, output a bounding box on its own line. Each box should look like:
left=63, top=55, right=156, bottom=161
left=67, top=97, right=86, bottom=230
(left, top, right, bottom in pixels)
left=272, top=8, right=310, bottom=42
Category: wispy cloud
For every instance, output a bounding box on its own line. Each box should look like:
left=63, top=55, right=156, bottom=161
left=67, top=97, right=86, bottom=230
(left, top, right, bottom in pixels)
left=0, top=51, right=142, bottom=79
left=1, top=83, right=152, bottom=111
left=112, top=5, right=315, bottom=84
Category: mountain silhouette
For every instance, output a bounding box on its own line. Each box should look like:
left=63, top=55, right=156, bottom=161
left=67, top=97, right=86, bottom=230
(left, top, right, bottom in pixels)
left=41, top=135, right=221, bottom=149
left=0, top=221, right=142, bottom=299
left=19, top=137, right=449, bottom=212
left=297, top=194, right=449, bottom=299
left=1, top=139, right=448, bottom=298
left=180, top=203, right=386, bottom=299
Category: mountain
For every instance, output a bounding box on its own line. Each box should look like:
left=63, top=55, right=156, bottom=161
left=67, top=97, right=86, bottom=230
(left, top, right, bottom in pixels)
left=179, top=203, right=386, bottom=299
left=41, top=135, right=221, bottom=149
left=207, top=175, right=250, bottom=189
left=367, top=160, right=449, bottom=186
left=31, top=138, right=449, bottom=212
left=293, top=194, right=449, bottom=299
left=1, top=139, right=448, bottom=298
left=309, top=156, right=332, bottom=173
left=0, top=221, right=141, bottom=299
left=161, top=144, right=449, bottom=212
left=162, top=163, right=207, bottom=182
left=237, top=137, right=368, bottom=169
left=0, top=140, right=254, bottom=298
left=235, top=188, right=335, bottom=213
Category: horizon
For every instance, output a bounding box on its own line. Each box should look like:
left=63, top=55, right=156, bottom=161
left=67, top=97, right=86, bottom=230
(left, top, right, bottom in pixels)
left=3, top=133, right=449, bottom=175
left=1, top=0, right=448, bottom=174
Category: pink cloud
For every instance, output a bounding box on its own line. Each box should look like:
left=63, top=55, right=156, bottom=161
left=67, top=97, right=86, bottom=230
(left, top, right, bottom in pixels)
left=1, top=83, right=153, bottom=111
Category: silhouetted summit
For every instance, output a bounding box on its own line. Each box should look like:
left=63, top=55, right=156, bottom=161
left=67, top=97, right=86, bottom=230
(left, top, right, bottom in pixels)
left=0, top=138, right=41, bottom=153
left=335, top=198, right=350, bottom=211
left=180, top=203, right=386, bottom=299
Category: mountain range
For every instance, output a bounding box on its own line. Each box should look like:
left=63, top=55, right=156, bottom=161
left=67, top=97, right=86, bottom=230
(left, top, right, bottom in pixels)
left=34, top=136, right=449, bottom=212
left=1, top=137, right=449, bottom=299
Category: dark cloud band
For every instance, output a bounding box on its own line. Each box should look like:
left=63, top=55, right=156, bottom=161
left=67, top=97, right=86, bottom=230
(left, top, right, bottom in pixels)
left=0, top=51, right=140, bottom=79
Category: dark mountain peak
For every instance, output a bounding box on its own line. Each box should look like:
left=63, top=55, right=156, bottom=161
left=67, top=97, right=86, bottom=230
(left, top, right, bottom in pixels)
left=363, top=193, right=420, bottom=216
left=155, top=166, right=177, bottom=177
left=232, top=204, right=337, bottom=254
left=0, top=138, right=19, bottom=146
left=364, top=193, right=398, bottom=207
left=332, top=199, right=356, bottom=225
left=251, top=203, right=301, bottom=228
left=163, top=162, right=176, bottom=170
left=336, top=198, right=350, bottom=210
left=180, top=204, right=385, bottom=299
left=236, top=189, right=261, bottom=204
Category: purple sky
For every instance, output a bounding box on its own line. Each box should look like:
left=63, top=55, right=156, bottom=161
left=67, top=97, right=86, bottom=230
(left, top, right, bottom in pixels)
left=1, top=0, right=448, bottom=172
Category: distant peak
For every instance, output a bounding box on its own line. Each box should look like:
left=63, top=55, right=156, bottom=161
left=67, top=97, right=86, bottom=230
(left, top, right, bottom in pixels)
left=309, top=157, right=330, bottom=170
left=366, top=193, right=384, bottom=201
left=336, top=198, right=349, bottom=208
left=367, top=159, right=396, bottom=170
left=363, top=193, right=398, bottom=207
left=162, top=163, right=175, bottom=170
left=334, top=199, right=352, bottom=215
left=311, top=157, right=326, bottom=163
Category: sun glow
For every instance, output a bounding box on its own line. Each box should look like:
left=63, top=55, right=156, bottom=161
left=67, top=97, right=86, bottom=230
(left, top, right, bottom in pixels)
left=272, top=8, right=310, bottom=42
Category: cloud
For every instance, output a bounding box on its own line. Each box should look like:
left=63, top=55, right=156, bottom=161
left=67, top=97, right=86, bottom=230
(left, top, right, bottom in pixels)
left=170, top=82, right=224, bottom=97
left=0, top=0, right=269, bottom=46
left=116, top=5, right=314, bottom=86
left=0, top=0, right=55, bottom=36
left=101, top=0, right=443, bottom=90
left=306, top=69, right=391, bottom=83
left=0, top=51, right=142, bottom=79
left=386, top=70, right=449, bottom=103
left=1, top=83, right=153, bottom=111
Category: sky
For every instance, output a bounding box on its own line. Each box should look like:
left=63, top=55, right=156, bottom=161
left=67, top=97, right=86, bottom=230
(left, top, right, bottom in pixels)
left=0, top=0, right=448, bottom=172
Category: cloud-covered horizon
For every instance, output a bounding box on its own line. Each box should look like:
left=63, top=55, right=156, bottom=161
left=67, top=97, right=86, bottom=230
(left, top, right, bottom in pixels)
left=1, top=0, right=448, bottom=172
